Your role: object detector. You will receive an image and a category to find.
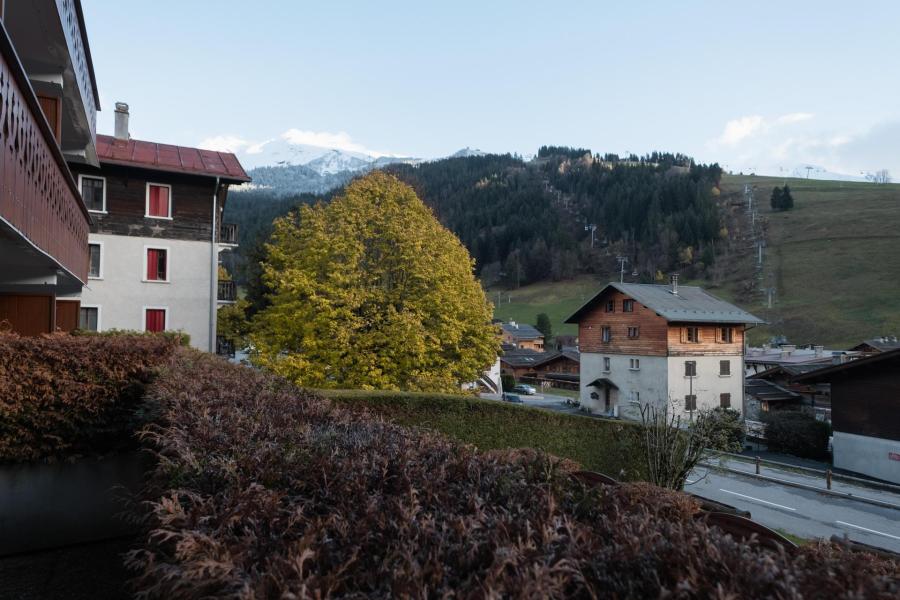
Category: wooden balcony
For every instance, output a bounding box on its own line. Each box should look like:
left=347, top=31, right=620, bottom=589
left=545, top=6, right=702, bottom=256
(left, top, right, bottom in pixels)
left=219, top=223, right=239, bottom=246
left=0, top=22, right=90, bottom=286
left=217, top=280, right=237, bottom=303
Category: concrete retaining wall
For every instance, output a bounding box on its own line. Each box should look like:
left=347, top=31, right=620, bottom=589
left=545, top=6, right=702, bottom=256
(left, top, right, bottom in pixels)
left=0, top=452, right=150, bottom=556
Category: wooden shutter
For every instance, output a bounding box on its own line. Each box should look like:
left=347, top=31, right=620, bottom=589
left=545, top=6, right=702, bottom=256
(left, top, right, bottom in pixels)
left=37, top=94, right=62, bottom=142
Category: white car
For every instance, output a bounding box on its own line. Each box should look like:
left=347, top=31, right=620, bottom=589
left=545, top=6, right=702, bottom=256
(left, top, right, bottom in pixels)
left=511, top=384, right=537, bottom=395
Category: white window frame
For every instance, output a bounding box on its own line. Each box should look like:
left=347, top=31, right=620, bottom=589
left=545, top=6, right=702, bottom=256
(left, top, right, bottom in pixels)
left=629, top=358, right=640, bottom=371
left=142, top=245, right=171, bottom=283
left=78, top=174, right=107, bottom=213
left=88, top=240, right=104, bottom=280
left=145, top=182, right=173, bottom=220
left=79, top=304, right=102, bottom=332
left=602, top=356, right=611, bottom=372
left=142, top=306, right=169, bottom=332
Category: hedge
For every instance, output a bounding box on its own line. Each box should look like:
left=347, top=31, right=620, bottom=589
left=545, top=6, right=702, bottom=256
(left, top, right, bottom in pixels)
left=128, top=350, right=899, bottom=598
left=0, top=333, right=179, bottom=463
left=763, top=410, right=832, bottom=459
left=322, top=389, right=648, bottom=480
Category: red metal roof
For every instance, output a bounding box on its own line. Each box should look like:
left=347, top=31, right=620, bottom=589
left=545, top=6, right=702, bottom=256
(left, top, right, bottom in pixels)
left=96, top=134, right=251, bottom=182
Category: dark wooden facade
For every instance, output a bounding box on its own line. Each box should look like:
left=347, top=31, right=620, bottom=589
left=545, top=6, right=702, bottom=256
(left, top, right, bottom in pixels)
left=577, top=288, right=745, bottom=356
left=70, top=164, right=225, bottom=242
left=796, top=351, right=900, bottom=441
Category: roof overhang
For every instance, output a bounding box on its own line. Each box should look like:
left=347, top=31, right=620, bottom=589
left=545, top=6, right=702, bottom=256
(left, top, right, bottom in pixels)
left=586, top=378, right=618, bottom=389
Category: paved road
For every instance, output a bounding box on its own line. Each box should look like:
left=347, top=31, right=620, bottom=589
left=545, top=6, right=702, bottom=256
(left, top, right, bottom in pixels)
left=480, top=392, right=900, bottom=552
left=687, top=466, right=900, bottom=552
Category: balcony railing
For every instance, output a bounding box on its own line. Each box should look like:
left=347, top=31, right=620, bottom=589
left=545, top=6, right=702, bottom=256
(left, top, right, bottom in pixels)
left=217, top=280, right=237, bottom=303
left=216, top=336, right=235, bottom=358
left=0, top=22, right=91, bottom=283
left=219, top=223, right=239, bottom=245
left=56, top=0, right=98, bottom=139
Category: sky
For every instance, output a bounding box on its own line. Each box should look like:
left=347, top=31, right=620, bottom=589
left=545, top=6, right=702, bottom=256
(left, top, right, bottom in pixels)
left=83, top=1, right=900, bottom=177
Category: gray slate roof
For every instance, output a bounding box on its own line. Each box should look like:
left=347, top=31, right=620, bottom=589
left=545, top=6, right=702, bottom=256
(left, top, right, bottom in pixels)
left=501, top=322, right=544, bottom=340
left=565, top=282, right=764, bottom=325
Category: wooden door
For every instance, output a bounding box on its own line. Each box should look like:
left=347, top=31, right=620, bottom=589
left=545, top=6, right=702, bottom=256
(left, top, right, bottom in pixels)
left=0, top=295, right=53, bottom=336
left=55, top=299, right=80, bottom=332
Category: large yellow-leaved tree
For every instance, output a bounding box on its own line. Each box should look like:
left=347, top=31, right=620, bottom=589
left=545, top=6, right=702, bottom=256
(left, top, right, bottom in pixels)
left=251, top=172, right=498, bottom=392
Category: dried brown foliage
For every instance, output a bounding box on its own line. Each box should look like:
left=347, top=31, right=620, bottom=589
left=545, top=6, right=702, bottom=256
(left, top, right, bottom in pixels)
left=0, top=333, right=178, bottom=463
left=129, top=349, right=900, bottom=598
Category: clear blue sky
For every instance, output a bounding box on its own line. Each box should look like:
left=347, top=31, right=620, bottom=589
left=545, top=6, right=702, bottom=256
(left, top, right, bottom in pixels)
left=84, top=1, right=900, bottom=176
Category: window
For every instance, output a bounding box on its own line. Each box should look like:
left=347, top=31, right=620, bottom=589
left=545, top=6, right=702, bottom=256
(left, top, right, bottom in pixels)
left=603, top=357, right=611, bottom=371
left=37, top=93, right=61, bottom=141
left=720, top=393, right=731, bottom=409
left=685, top=361, right=697, bottom=377
left=78, top=306, right=99, bottom=331
left=80, top=175, right=106, bottom=212
left=623, top=299, right=634, bottom=312
left=685, top=327, right=700, bottom=343
left=605, top=300, right=615, bottom=313
left=627, top=326, right=640, bottom=339
left=720, top=327, right=734, bottom=343
left=144, top=308, right=167, bottom=333
left=88, top=243, right=102, bottom=278
left=146, top=183, right=172, bottom=218
left=629, top=358, right=640, bottom=370
left=684, top=394, right=697, bottom=411
left=145, top=248, right=168, bottom=282
left=719, top=360, right=731, bottom=376
left=601, top=326, right=612, bottom=343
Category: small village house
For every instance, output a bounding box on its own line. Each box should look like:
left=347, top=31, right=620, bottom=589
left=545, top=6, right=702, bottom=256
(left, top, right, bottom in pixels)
left=849, top=336, right=900, bottom=354
left=792, top=348, right=900, bottom=484
left=500, top=321, right=544, bottom=350
left=565, top=277, right=763, bottom=420
left=499, top=348, right=580, bottom=385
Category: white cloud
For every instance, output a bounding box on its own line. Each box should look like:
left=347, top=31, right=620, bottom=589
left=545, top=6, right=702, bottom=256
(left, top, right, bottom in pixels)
left=198, top=129, right=391, bottom=157
left=776, top=112, right=814, bottom=125
left=717, top=115, right=766, bottom=146
left=280, top=129, right=388, bottom=157
left=197, top=135, right=253, bottom=153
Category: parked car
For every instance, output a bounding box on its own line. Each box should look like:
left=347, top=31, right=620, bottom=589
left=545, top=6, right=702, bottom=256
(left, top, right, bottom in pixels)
left=511, top=384, right=536, bottom=395
left=502, top=393, right=523, bottom=403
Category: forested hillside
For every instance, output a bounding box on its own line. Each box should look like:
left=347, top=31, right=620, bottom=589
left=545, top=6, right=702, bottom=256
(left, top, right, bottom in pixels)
left=385, top=149, right=724, bottom=287
left=225, top=148, right=726, bottom=293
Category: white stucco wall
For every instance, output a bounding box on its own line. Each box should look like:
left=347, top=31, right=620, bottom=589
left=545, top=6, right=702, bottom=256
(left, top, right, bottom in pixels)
left=580, top=352, right=668, bottom=420
left=666, top=355, right=743, bottom=416
left=75, top=233, right=213, bottom=350
left=833, top=431, right=900, bottom=484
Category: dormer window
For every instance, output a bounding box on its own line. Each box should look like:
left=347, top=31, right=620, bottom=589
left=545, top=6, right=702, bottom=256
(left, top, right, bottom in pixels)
left=146, top=183, right=172, bottom=219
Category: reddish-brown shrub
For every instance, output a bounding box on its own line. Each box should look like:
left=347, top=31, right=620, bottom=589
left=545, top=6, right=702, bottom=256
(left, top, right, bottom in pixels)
left=128, top=350, right=900, bottom=598
left=0, top=333, right=178, bottom=463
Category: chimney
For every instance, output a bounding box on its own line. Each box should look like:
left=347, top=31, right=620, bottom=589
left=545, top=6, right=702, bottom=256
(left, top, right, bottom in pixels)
left=509, top=320, right=517, bottom=329
left=813, top=345, right=824, bottom=357
left=670, top=274, right=679, bottom=295
left=831, top=351, right=849, bottom=365
left=780, top=344, right=796, bottom=359
left=114, top=102, right=130, bottom=140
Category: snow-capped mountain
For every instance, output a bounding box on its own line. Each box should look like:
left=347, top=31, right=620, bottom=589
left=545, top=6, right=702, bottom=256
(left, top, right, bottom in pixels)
left=305, top=150, right=373, bottom=175
left=450, top=147, right=487, bottom=158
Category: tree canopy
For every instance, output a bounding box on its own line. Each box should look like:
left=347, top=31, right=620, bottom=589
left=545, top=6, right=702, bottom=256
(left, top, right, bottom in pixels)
left=251, top=172, right=499, bottom=392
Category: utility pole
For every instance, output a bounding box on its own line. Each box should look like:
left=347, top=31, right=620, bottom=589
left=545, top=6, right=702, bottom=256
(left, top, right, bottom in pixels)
left=584, top=223, right=597, bottom=248
left=805, top=166, right=813, bottom=179
left=616, top=256, right=628, bottom=283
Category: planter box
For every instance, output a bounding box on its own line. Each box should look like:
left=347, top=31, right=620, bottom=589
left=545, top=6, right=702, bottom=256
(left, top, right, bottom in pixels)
left=0, top=451, right=151, bottom=556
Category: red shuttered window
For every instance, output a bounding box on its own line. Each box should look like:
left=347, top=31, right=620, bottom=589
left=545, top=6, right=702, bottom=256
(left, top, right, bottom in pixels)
left=145, top=309, right=166, bottom=332
left=147, top=184, right=171, bottom=218
left=146, top=248, right=168, bottom=281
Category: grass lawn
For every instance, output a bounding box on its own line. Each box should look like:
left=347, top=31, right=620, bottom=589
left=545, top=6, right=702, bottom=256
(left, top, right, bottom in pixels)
left=322, top=389, right=647, bottom=480
left=488, top=275, right=604, bottom=336
left=719, top=174, right=900, bottom=347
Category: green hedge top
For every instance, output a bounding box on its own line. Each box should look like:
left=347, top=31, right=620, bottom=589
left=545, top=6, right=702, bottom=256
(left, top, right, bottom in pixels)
left=128, top=350, right=899, bottom=598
